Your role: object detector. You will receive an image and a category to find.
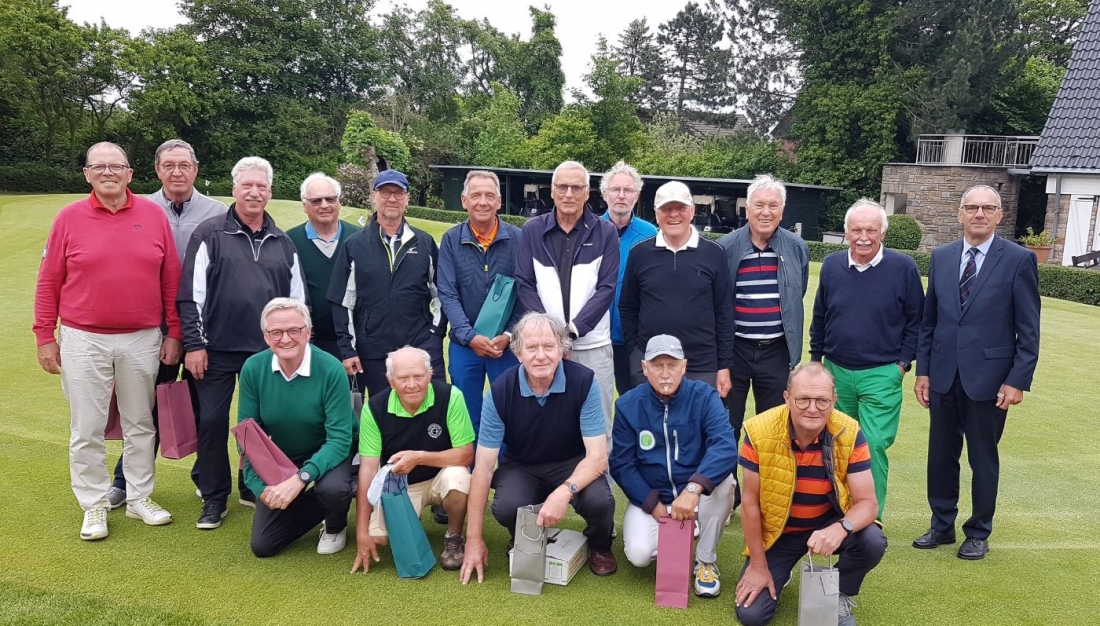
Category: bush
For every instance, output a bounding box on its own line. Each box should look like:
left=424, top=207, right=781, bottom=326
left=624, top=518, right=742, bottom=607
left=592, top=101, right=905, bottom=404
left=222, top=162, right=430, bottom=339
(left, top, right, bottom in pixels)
left=0, top=163, right=86, bottom=193
left=1037, top=264, right=1100, bottom=306
left=335, top=164, right=373, bottom=209
left=884, top=215, right=922, bottom=250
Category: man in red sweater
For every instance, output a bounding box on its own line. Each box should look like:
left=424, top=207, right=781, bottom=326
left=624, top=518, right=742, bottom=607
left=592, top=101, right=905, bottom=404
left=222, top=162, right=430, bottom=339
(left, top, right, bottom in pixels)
left=34, top=142, right=183, bottom=541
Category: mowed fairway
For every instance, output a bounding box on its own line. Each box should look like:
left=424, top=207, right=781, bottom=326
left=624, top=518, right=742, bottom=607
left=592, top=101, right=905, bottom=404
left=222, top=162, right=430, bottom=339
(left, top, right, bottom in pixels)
left=1, top=193, right=1098, bottom=626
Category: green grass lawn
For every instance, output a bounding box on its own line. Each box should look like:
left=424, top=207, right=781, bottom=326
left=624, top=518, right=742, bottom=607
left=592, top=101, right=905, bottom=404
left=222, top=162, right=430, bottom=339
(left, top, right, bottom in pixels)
left=2, top=194, right=1098, bottom=625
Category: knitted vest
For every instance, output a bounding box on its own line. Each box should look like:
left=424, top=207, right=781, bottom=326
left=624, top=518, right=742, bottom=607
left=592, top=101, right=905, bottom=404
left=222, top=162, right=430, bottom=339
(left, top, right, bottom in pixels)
left=368, top=382, right=453, bottom=485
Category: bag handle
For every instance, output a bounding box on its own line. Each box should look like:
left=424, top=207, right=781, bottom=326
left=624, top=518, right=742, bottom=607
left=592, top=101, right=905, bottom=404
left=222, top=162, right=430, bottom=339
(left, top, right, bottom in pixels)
left=350, top=376, right=359, bottom=394
left=804, top=550, right=835, bottom=569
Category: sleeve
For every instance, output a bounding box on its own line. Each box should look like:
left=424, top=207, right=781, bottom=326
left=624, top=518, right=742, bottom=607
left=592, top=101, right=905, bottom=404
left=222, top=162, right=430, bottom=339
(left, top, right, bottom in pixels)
left=437, top=229, right=476, bottom=345
left=177, top=229, right=210, bottom=352
left=690, top=388, right=737, bottom=494
left=712, top=247, right=736, bottom=370
left=32, top=216, right=67, bottom=345
left=618, top=248, right=641, bottom=351
left=514, top=221, right=546, bottom=315
left=738, top=435, right=760, bottom=474
left=159, top=216, right=182, bottom=340
left=579, top=380, right=607, bottom=437
left=235, top=362, right=266, bottom=498
left=300, top=362, right=354, bottom=481
left=915, top=252, right=939, bottom=376
left=847, top=430, right=872, bottom=473
left=571, top=224, right=619, bottom=338
left=1005, top=252, right=1041, bottom=391
left=446, top=387, right=476, bottom=447
left=809, top=257, right=828, bottom=362
left=504, top=229, right=526, bottom=333
left=358, top=399, right=383, bottom=459
left=427, top=236, right=447, bottom=337
left=289, top=249, right=308, bottom=307
left=608, top=396, right=660, bottom=509
left=899, top=259, right=924, bottom=365
left=477, top=387, right=506, bottom=449
left=327, top=243, right=357, bottom=360
left=798, top=238, right=810, bottom=298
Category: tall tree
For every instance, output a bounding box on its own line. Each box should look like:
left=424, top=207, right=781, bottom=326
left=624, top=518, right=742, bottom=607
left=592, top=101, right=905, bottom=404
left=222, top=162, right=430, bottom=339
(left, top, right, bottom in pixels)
left=510, top=7, right=566, bottom=131
left=575, top=38, right=644, bottom=169
left=613, top=18, right=669, bottom=110
left=1018, top=0, right=1088, bottom=66
left=473, top=85, right=527, bottom=168
left=658, top=1, right=728, bottom=113
left=722, top=0, right=801, bottom=134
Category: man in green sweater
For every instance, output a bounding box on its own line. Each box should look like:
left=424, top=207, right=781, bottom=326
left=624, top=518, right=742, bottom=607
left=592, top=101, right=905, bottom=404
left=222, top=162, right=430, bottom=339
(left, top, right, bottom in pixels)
left=237, top=298, right=356, bottom=557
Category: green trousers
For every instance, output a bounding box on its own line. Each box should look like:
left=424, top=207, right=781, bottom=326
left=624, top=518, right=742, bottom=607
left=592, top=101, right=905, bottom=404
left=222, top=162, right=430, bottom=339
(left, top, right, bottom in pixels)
left=823, top=360, right=903, bottom=519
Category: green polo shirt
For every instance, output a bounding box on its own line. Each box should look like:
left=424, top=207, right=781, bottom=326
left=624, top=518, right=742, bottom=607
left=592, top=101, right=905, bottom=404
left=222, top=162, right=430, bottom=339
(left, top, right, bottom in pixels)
left=359, top=384, right=475, bottom=458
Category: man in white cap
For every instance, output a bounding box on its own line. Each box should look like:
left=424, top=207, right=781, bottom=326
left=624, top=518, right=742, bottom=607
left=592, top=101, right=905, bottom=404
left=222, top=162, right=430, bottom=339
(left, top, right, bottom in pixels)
left=619, top=181, right=734, bottom=395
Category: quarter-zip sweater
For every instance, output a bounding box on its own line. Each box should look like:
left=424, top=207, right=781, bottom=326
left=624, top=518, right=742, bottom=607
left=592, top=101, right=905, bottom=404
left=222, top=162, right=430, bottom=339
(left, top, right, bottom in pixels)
left=177, top=205, right=307, bottom=353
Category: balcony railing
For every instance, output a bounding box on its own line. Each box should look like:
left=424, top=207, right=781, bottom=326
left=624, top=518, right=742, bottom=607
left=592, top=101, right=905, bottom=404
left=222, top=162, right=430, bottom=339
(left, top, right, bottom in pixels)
left=916, top=134, right=1039, bottom=167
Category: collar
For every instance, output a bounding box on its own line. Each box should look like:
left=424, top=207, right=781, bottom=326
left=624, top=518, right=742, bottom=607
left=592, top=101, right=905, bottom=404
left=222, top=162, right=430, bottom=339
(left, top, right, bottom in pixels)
left=305, top=221, right=342, bottom=242
left=788, top=419, right=823, bottom=450
left=460, top=218, right=513, bottom=243
left=89, top=189, right=135, bottom=212
left=377, top=219, right=412, bottom=243
left=270, top=345, right=312, bottom=382
left=386, top=383, right=437, bottom=417
left=967, top=234, right=995, bottom=256
left=655, top=227, right=700, bottom=252
left=228, top=204, right=272, bottom=234
left=518, top=361, right=567, bottom=398
left=847, top=244, right=884, bottom=270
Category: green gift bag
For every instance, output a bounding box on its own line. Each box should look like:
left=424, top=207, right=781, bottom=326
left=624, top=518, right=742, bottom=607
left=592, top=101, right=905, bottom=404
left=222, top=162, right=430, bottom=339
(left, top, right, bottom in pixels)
left=473, top=274, right=517, bottom=339
left=380, top=472, right=437, bottom=579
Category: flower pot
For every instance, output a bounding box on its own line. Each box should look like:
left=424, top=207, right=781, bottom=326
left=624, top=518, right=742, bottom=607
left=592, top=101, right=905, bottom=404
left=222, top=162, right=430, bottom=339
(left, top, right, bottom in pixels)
left=1025, top=245, right=1052, bottom=264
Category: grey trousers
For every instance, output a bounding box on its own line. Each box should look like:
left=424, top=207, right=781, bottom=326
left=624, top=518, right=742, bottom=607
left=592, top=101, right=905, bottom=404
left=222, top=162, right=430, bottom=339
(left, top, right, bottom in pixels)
left=569, top=344, right=615, bottom=450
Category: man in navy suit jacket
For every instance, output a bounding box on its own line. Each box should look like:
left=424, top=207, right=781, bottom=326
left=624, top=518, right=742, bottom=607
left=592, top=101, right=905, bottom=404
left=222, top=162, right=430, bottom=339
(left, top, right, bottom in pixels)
left=911, top=185, right=1040, bottom=561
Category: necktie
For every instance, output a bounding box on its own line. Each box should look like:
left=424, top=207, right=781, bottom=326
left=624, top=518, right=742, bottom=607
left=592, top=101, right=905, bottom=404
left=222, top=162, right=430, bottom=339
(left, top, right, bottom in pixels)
left=960, top=247, right=978, bottom=307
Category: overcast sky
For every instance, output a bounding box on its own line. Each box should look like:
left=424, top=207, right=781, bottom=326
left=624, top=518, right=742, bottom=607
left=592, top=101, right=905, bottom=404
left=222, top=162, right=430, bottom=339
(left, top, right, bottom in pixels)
left=61, top=0, right=687, bottom=96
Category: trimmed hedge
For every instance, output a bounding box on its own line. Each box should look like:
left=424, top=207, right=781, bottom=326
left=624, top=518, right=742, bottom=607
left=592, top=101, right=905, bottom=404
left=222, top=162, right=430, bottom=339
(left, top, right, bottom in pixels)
left=405, top=206, right=528, bottom=228
left=884, top=214, right=922, bottom=250
left=0, top=163, right=162, bottom=196
left=1037, top=263, right=1100, bottom=306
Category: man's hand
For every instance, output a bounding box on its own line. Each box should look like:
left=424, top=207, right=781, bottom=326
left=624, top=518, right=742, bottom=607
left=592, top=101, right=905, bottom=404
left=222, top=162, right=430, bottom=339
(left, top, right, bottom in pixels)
left=716, top=368, right=732, bottom=398
left=469, top=335, right=501, bottom=359
left=259, top=475, right=305, bottom=510
left=160, top=337, right=182, bottom=365
left=460, top=535, right=489, bottom=584
left=350, top=533, right=381, bottom=574
left=185, top=349, right=208, bottom=380
left=651, top=504, right=669, bottom=524
left=670, top=489, right=700, bottom=521
left=388, top=450, right=421, bottom=476
left=343, top=356, right=363, bottom=377
left=914, top=375, right=930, bottom=409
left=996, top=384, right=1024, bottom=410
left=490, top=334, right=511, bottom=355
left=735, top=561, right=777, bottom=609
left=807, top=522, right=847, bottom=557
left=37, top=341, right=61, bottom=375
left=537, top=486, right=571, bottom=528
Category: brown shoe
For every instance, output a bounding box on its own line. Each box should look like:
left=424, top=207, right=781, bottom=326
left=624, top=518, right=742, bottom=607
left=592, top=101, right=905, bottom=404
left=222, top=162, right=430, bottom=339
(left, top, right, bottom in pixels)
left=440, top=534, right=465, bottom=571
left=588, top=549, right=618, bottom=576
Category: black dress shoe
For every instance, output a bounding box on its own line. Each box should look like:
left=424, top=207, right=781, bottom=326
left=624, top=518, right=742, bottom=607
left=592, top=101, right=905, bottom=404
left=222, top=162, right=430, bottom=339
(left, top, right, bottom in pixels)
left=912, top=528, right=956, bottom=549
left=957, top=537, right=988, bottom=560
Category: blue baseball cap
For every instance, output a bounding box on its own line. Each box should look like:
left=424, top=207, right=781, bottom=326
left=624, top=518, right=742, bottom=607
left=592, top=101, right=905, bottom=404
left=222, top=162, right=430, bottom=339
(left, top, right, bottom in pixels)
left=373, top=170, right=409, bottom=190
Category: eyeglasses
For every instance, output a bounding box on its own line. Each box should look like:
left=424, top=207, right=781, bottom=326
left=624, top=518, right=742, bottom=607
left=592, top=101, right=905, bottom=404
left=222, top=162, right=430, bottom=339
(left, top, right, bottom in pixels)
left=265, top=326, right=306, bottom=340
left=793, top=397, right=834, bottom=411
left=86, top=164, right=130, bottom=174
left=306, top=196, right=339, bottom=206
left=961, top=204, right=1000, bottom=215
left=375, top=189, right=407, bottom=199
left=607, top=187, right=637, bottom=196
left=553, top=183, right=588, bottom=196
left=159, top=162, right=193, bottom=173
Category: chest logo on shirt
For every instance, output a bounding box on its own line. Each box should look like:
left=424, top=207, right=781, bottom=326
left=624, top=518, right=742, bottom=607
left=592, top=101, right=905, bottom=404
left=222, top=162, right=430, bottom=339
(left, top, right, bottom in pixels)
left=427, top=423, right=443, bottom=439
left=406, top=246, right=418, bottom=255
left=639, top=430, right=656, bottom=451
left=133, top=223, right=143, bottom=231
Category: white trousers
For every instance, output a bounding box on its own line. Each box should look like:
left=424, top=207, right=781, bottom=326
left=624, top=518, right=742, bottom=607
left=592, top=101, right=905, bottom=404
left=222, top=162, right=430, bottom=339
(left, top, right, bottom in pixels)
left=569, top=343, right=615, bottom=450
left=623, top=474, right=737, bottom=567
left=59, top=326, right=160, bottom=509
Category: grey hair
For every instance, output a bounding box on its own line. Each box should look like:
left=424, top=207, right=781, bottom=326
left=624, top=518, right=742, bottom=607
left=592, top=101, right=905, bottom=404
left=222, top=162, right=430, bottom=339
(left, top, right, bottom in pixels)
left=746, top=174, right=787, bottom=205
left=844, top=198, right=889, bottom=234
left=959, top=184, right=1002, bottom=210
left=85, top=142, right=128, bottom=166
left=551, top=160, right=589, bottom=187
left=787, top=361, right=836, bottom=391
left=154, top=139, right=197, bottom=167
left=232, top=156, right=274, bottom=186
left=509, top=312, right=573, bottom=357
left=385, top=346, right=433, bottom=379
left=300, top=172, right=342, bottom=201
left=462, top=170, right=501, bottom=196
left=599, top=161, right=643, bottom=196
left=259, top=297, right=312, bottom=332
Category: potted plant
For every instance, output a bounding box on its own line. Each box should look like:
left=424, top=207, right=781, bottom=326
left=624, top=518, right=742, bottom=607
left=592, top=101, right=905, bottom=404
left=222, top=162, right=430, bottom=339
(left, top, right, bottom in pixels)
left=1018, top=227, right=1054, bottom=263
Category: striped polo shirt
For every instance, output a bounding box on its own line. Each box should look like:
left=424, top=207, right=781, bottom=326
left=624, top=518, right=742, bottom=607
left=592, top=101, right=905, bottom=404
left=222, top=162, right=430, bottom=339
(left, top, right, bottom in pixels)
left=733, top=246, right=783, bottom=340
left=738, top=428, right=872, bottom=534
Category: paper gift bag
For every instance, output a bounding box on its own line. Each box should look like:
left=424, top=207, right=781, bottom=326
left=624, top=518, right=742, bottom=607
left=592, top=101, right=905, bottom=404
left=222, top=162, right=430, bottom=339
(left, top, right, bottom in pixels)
left=157, top=380, right=197, bottom=459
left=510, top=504, right=546, bottom=595
left=655, top=517, right=694, bottom=609
left=350, top=376, right=364, bottom=419
left=380, top=472, right=437, bottom=579
left=473, top=274, right=517, bottom=339
left=798, top=552, right=840, bottom=626
left=231, top=418, right=298, bottom=486
left=105, top=390, right=123, bottom=440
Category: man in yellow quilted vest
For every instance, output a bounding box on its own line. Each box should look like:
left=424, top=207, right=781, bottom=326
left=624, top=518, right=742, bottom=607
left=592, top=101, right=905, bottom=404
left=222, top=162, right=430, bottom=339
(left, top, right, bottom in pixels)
left=733, top=363, right=886, bottom=626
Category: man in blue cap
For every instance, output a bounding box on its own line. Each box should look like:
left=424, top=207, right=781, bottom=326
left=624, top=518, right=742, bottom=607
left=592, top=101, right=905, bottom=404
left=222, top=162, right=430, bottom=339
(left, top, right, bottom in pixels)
left=329, top=170, right=447, bottom=397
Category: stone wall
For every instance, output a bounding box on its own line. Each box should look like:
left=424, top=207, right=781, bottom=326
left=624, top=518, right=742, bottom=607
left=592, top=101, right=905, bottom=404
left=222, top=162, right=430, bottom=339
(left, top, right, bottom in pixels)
left=880, top=164, right=1019, bottom=250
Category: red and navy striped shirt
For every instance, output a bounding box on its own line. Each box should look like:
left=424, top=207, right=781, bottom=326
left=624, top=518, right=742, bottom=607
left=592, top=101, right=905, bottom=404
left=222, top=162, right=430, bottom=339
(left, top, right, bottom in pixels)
left=733, top=246, right=783, bottom=339
left=739, top=427, right=872, bottom=534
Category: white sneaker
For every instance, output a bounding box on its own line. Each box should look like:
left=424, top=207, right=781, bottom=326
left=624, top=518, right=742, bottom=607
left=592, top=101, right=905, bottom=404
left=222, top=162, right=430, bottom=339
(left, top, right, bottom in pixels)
left=694, top=561, right=721, bottom=598
left=125, top=497, right=173, bottom=526
left=80, top=507, right=109, bottom=541
left=317, top=522, right=347, bottom=555
left=106, top=486, right=126, bottom=510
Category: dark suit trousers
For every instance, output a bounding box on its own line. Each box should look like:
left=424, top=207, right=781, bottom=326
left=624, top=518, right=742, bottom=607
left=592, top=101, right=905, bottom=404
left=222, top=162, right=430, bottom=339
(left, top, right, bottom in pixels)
left=728, top=337, right=788, bottom=444
left=927, top=374, right=1008, bottom=539
left=250, top=456, right=357, bottom=558
left=194, top=350, right=254, bottom=505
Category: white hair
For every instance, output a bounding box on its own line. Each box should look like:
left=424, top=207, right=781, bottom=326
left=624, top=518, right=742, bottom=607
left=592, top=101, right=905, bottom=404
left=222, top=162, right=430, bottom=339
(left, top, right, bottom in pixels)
left=462, top=170, right=501, bottom=196
left=551, top=160, right=589, bottom=187
left=509, top=312, right=573, bottom=358
left=300, top=172, right=342, bottom=201
left=231, top=156, right=274, bottom=186
left=599, top=161, right=643, bottom=196
left=844, top=199, right=889, bottom=234
left=960, top=184, right=1002, bottom=210
left=259, top=297, right=311, bottom=332
left=385, top=346, right=433, bottom=379
left=746, top=174, right=787, bottom=205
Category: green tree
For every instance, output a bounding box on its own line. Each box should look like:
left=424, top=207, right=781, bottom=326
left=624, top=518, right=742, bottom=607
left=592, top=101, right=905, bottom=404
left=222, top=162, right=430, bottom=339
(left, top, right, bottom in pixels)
left=511, top=7, right=566, bottom=131
left=520, top=107, right=600, bottom=170
left=473, top=86, right=527, bottom=168
left=658, top=1, right=729, bottom=113
left=342, top=111, right=411, bottom=174
left=1018, top=0, right=1088, bottom=66
left=614, top=18, right=669, bottom=110
left=575, top=38, right=644, bottom=170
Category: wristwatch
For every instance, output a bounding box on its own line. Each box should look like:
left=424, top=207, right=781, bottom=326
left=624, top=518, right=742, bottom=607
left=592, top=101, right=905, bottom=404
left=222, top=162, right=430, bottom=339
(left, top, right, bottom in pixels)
left=838, top=519, right=854, bottom=537
left=564, top=482, right=579, bottom=499
left=296, top=469, right=312, bottom=485
left=897, top=360, right=912, bottom=372
left=685, top=483, right=701, bottom=495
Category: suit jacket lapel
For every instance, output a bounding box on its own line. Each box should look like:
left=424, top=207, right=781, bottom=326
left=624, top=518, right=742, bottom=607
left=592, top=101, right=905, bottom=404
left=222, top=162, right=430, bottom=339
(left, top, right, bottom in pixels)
left=961, top=236, right=1004, bottom=319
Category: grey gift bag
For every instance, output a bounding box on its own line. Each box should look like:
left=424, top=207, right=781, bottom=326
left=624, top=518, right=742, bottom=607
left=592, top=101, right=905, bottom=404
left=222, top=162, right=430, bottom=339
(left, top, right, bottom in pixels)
left=510, top=504, right=546, bottom=595
left=798, top=552, right=840, bottom=626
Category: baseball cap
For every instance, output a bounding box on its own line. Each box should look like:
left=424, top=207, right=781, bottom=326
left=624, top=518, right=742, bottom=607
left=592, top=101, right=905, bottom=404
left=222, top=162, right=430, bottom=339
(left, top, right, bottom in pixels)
left=373, top=170, right=409, bottom=190
left=644, top=335, right=685, bottom=361
left=653, top=181, right=693, bottom=211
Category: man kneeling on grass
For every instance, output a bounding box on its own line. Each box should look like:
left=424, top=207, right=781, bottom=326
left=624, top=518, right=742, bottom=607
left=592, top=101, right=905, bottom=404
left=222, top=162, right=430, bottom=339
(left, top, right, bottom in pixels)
left=351, top=347, right=475, bottom=573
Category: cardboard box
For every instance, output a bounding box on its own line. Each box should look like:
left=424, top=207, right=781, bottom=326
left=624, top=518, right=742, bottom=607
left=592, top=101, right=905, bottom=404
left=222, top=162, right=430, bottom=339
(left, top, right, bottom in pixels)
left=509, top=528, right=589, bottom=586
